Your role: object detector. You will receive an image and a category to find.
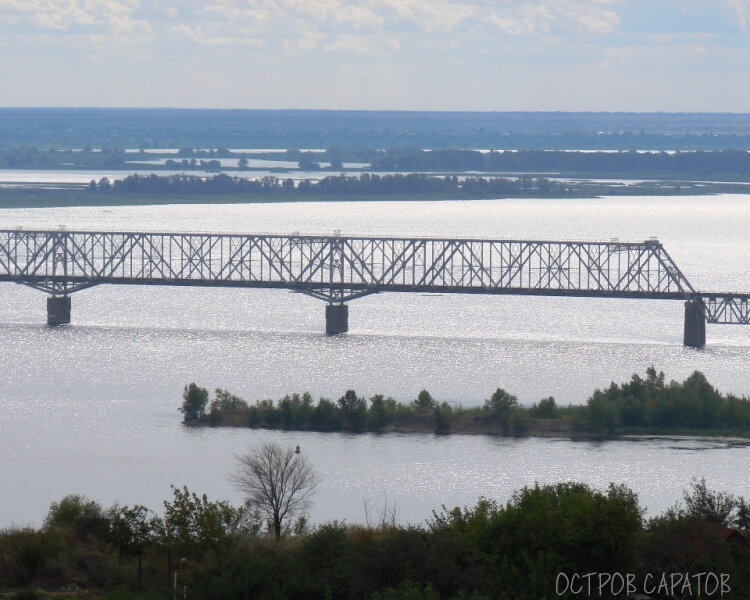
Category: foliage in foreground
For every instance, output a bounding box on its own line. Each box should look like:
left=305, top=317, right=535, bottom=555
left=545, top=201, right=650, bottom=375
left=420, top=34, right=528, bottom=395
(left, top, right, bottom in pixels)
left=1, top=479, right=749, bottom=599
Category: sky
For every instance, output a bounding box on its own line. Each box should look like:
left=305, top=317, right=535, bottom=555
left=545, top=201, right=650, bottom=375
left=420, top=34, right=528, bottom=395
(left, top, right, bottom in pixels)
left=0, top=0, right=748, bottom=111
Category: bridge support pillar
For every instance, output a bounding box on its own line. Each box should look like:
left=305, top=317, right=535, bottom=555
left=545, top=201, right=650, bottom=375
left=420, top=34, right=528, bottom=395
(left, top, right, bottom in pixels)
left=683, top=300, right=706, bottom=348
left=47, top=295, right=71, bottom=326
left=326, top=303, right=348, bottom=335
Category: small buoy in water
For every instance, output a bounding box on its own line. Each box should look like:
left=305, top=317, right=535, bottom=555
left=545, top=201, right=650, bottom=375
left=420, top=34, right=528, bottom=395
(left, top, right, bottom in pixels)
left=295, top=445, right=301, bottom=454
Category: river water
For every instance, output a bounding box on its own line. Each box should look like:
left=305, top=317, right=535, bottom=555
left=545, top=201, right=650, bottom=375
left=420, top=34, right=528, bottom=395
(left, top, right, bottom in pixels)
left=1, top=195, right=750, bottom=527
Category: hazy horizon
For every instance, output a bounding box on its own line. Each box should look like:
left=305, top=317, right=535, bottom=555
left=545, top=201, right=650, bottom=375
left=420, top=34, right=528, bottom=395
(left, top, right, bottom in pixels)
left=3, top=107, right=750, bottom=115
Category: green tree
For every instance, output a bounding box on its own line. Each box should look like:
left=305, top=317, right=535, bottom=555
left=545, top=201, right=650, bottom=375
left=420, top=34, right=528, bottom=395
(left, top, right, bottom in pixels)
left=430, top=482, right=642, bottom=596
left=312, top=397, right=341, bottom=430
left=179, top=383, right=209, bottom=422
left=484, top=388, right=519, bottom=427
left=414, top=389, right=436, bottom=412
left=44, top=494, right=110, bottom=540
left=338, top=389, right=367, bottom=430
left=368, top=394, right=390, bottom=428
left=154, top=486, right=248, bottom=559
left=683, top=478, right=736, bottom=525
left=586, top=390, right=620, bottom=434
left=209, top=388, right=248, bottom=414
left=529, top=396, right=557, bottom=419
left=298, top=155, right=321, bottom=170
left=433, top=402, right=453, bottom=434
left=109, top=504, right=153, bottom=588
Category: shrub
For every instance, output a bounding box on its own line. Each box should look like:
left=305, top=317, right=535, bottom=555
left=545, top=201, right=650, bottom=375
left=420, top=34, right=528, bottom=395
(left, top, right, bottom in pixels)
left=0, top=527, right=60, bottom=586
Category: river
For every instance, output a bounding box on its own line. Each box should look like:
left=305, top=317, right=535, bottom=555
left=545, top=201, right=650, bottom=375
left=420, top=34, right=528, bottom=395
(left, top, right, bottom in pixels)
left=1, top=195, right=749, bottom=527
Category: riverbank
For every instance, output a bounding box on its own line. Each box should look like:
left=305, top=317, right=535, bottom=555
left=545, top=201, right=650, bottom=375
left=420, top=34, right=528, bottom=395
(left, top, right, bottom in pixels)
left=189, top=409, right=582, bottom=437
left=188, top=409, right=750, bottom=442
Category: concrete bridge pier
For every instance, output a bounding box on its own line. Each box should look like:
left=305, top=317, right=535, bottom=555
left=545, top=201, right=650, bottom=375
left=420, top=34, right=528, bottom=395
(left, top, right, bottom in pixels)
left=47, top=295, right=71, bottom=326
left=326, top=303, right=348, bottom=335
left=683, top=300, right=706, bottom=348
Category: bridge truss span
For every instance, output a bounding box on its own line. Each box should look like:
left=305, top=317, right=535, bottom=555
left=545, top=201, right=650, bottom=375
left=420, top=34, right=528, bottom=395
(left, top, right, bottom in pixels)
left=0, top=230, right=695, bottom=301
left=0, top=229, right=747, bottom=346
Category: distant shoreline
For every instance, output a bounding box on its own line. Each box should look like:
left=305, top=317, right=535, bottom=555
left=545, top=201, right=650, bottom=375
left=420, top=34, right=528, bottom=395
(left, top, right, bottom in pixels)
left=1, top=178, right=748, bottom=209
left=187, top=411, right=583, bottom=438
left=186, top=412, right=750, bottom=442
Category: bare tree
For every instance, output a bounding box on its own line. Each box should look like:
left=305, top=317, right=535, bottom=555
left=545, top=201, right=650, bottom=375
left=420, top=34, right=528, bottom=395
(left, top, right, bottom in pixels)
left=232, top=442, right=318, bottom=541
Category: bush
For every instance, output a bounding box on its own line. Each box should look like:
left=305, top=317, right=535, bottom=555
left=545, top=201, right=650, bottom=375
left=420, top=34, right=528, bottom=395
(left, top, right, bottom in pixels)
left=0, top=527, right=60, bottom=586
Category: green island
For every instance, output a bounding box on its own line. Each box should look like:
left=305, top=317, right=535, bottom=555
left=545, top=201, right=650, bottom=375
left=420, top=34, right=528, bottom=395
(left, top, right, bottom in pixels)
left=2, top=173, right=747, bottom=210
left=2, top=478, right=749, bottom=599
left=182, top=368, right=750, bottom=440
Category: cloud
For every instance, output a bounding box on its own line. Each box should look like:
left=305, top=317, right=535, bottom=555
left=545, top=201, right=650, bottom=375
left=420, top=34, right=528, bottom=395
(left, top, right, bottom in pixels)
left=486, top=4, right=554, bottom=35
left=483, top=1, right=620, bottom=36
left=0, top=0, right=626, bottom=57
left=554, top=0, right=621, bottom=34
left=170, top=23, right=264, bottom=47
left=0, top=0, right=150, bottom=34
left=379, top=0, right=477, bottom=32
left=325, top=33, right=401, bottom=56
left=282, top=21, right=327, bottom=56
left=10, top=0, right=743, bottom=93
left=167, top=0, right=626, bottom=60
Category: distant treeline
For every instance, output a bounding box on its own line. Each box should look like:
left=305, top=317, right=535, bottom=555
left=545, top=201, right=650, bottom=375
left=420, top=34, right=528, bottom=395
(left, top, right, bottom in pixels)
left=94, top=173, right=569, bottom=197
left=3, top=108, right=750, bottom=149
left=371, top=149, right=750, bottom=178
left=3, top=145, right=750, bottom=182
left=183, top=368, right=750, bottom=437
left=0, top=146, right=129, bottom=169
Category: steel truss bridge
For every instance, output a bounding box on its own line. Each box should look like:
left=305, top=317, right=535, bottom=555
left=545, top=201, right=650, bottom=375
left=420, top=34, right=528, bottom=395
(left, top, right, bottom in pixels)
left=0, top=229, right=748, bottom=346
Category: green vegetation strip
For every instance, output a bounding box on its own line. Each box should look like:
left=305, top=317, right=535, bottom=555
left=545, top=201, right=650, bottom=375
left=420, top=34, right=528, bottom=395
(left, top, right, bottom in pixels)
left=1, top=175, right=746, bottom=210
left=183, top=368, right=750, bottom=439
